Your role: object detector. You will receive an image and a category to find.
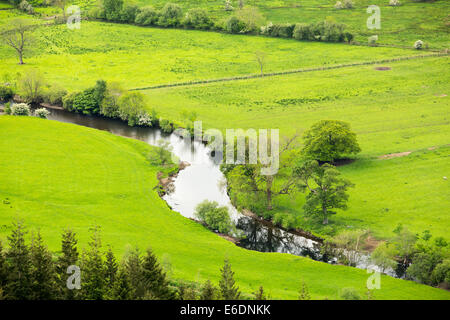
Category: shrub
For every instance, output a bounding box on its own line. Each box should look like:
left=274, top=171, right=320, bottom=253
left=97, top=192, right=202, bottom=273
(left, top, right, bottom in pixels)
left=293, top=23, right=313, bottom=40
left=183, top=8, right=213, bottom=30
left=414, top=40, right=424, bottom=49
left=43, top=85, right=67, bottom=106
left=87, top=6, right=106, bottom=19
left=18, top=70, right=46, bottom=104
left=194, top=200, right=233, bottom=234
left=135, top=6, right=159, bottom=26
left=34, top=107, right=50, bottom=119
left=159, top=119, right=173, bottom=133
left=19, top=0, right=34, bottom=14
left=72, top=88, right=98, bottom=115
left=344, top=31, right=354, bottom=43
left=340, top=288, right=361, bottom=300
left=10, top=103, right=31, bottom=116
left=148, top=139, right=173, bottom=165
left=343, top=0, right=354, bottom=9
left=334, top=1, right=344, bottom=9
left=62, top=92, right=76, bottom=112
left=4, top=102, right=11, bottom=114
left=157, top=2, right=183, bottom=27
left=225, top=16, right=246, bottom=34
left=389, top=0, right=401, bottom=6
left=268, top=23, right=295, bottom=38
left=103, top=0, right=123, bottom=21
left=235, top=6, right=265, bottom=33
left=431, top=260, right=449, bottom=288
left=260, top=22, right=273, bottom=35
left=0, top=85, right=15, bottom=101
left=100, top=82, right=124, bottom=118
left=118, top=91, right=147, bottom=126
left=120, top=4, right=139, bottom=23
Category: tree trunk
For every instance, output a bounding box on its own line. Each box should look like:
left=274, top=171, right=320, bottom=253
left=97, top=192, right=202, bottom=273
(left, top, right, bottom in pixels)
left=18, top=51, right=24, bottom=65
left=266, top=177, right=273, bottom=210
left=322, top=205, right=328, bottom=224
left=323, top=217, right=328, bottom=225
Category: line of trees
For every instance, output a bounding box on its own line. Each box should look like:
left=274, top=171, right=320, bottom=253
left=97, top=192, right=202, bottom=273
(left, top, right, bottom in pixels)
left=0, top=221, right=284, bottom=300
left=87, top=1, right=353, bottom=43
left=223, top=120, right=360, bottom=228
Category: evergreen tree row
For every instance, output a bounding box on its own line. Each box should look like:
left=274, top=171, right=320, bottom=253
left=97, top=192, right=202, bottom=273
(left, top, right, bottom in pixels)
left=0, top=222, right=295, bottom=300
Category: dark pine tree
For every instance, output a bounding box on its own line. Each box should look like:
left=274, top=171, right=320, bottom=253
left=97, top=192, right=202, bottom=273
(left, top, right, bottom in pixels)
left=5, top=222, right=32, bottom=300
left=200, top=280, right=217, bottom=300
left=141, top=248, right=175, bottom=300
left=30, top=231, right=58, bottom=300
left=105, top=246, right=118, bottom=291
left=0, top=241, right=8, bottom=299
left=57, top=229, right=79, bottom=300
left=81, top=226, right=105, bottom=300
left=219, top=259, right=240, bottom=300
left=253, top=286, right=267, bottom=300
left=124, top=247, right=145, bottom=299
left=111, top=266, right=133, bottom=300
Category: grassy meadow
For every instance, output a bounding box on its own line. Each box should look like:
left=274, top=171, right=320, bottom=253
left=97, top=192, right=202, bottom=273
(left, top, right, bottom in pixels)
left=0, top=116, right=449, bottom=300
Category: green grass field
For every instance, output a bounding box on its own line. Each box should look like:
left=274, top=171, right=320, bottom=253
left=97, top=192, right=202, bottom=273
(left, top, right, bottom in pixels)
left=0, top=13, right=419, bottom=90
left=0, top=116, right=449, bottom=300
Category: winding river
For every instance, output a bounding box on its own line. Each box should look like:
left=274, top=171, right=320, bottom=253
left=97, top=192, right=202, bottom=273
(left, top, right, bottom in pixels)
left=1, top=104, right=396, bottom=276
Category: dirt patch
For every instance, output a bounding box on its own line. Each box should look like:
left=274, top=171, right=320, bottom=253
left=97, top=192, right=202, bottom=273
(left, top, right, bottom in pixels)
left=379, top=151, right=411, bottom=160
left=363, top=235, right=382, bottom=252
left=434, top=94, right=447, bottom=97
left=375, top=67, right=391, bottom=71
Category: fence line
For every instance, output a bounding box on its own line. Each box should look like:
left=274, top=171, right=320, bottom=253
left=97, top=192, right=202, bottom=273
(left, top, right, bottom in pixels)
left=130, top=52, right=448, bottom=91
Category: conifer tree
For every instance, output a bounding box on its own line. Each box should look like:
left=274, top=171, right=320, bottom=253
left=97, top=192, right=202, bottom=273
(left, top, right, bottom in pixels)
left=298, top=280, right=311, bottom=300
left=81, top=226, right=105, bottom=300
left=29, top=231, right=58, bottom=300
left=253, top=286, right=267, bottom=300
left=141, top=248, right=175, bottom=300
left=57, top=229, right=79, bottom=300
left=105, top=246, right=118, bottom=291
left=111, top=266, right=133, bottom=300
left=200, top=280, right=217, bottom=300
left=0, top=241, right=8, bottom=299
left=6, top=222, right=32, bottom=300
left=219, top=259, right=240, bottom=300
left=124, top=246, right=145, bottom=299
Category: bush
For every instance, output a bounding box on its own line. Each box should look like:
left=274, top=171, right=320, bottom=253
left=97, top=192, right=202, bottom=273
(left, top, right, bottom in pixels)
left=157, top=2, right=183, bottom=27
left=135, top=6, right=159, bottom=26
left=183, top=8, right=213, bottom=30
left=4, top=102, right=11, bottom=114
left=100, top=82, right=124, bottom=118
left=414, top=40, right=424, bottom=50
left=343, top=0, right=354, bottom=9
left=43, top=85, right=67, bottom=106
left=10, top=103, right=31, bottom=116
left=235, top=6, right=265, bottom=33
left=225, top=16, right=246, bottom=34
left=120, top=4, right=139, bottom=23
left=62, top=92, right=76, bottom=112
left=19, top=0, right=34, bottom=14
left=159, top=119, right=173, bottom=133
left=72, top=88, right=98, bottom=115
left=268, top=23, right=295, bottom=38
left=0, top=85, right=15, bottom=101
left=87, top=6, right=106, bottom=19
left=148, top=139, right=173, bottom=165
left=34, top=107, right=50, bottom=119
left=194, top=200, right=233, bottom=234
left=103, top=0, right=124, bottom=21
left=431, top=260, right=450, bottom=288
left=118, top=91, right=147, bottom=126
left=344, top=32, right=354, bottom=43
left=389, top=0, right=401, bottom=6
left=334, top=1, right=344, bottom=9
left=293, top=23, right=313, bottom=41
left=18, top=70, right=46, bottom=104
left=340, top=288, right=361, bottom=300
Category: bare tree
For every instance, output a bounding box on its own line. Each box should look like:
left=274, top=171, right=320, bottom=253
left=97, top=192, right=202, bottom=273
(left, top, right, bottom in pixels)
left=1, top=19, right=35, bottom=65
left=255, top=51, right=266, bottom=77
left=239, top=0, right=245, bottom=9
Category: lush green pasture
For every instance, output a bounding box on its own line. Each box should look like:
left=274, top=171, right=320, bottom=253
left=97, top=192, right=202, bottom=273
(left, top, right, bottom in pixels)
left=131, top=0, right=450, bottom=48
left=143, top=57, right=449, bottom=157
left=0, top=15, right=418, bottom=90
left=0, top=116, right=449, bottom=300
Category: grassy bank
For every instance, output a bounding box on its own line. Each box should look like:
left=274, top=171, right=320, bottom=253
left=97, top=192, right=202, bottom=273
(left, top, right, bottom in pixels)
left=0, top=116, right=448, bottom=299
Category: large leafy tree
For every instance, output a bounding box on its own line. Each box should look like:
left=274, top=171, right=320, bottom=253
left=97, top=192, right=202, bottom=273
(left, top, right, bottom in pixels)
left=302, top=120, right=361, bottom=162
left=296, top=160, right=354, bottom=224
